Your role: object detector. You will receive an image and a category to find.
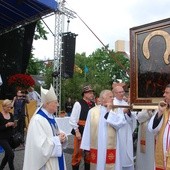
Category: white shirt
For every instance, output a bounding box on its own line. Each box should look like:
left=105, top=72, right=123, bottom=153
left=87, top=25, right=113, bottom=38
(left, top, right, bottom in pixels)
left=28, top=90, right=41, bottom=107
left=69, top=101, right=81, bottom=130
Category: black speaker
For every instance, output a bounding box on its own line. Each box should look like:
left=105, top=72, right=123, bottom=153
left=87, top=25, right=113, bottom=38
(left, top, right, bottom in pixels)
left=61, top=32, right=77, bottom=78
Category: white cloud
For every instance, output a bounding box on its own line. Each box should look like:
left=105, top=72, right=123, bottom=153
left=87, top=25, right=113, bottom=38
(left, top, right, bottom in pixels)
left=33, top=0, right=170, bottom=59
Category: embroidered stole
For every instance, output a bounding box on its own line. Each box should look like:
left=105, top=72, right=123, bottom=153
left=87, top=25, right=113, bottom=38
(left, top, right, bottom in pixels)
left=155, top=110, right=170, bottom=170
left=90, top=106, right=116, bottom=170
left=37, top=110, right=65, bottom=170
left=140, top=111, right=154, bottom=153
left=140, top=121, right=147, bottom=153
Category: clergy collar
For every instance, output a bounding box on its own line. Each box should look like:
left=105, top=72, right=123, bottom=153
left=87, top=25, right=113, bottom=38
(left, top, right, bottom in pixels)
left=41, top=108, right=54, bottom=119
left=114, top=97, right=123, bottom=102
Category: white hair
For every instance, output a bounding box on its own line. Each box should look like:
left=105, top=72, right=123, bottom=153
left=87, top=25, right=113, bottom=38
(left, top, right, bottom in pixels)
left=99, top=90, right=112, bottom=99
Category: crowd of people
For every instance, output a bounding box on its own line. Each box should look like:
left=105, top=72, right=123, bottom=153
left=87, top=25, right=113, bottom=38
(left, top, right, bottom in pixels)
left=69, top=83, right=170, bottom=170
left=1, top=83, right=170, bottom=169
left=0, top=87, right=41, bottom=170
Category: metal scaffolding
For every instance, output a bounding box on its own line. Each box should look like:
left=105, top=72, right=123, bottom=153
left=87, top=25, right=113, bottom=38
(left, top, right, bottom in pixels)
left=53, top=0, right=76, bottom=112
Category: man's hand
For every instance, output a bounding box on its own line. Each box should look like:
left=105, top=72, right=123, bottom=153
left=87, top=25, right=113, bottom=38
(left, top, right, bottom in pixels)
left=158, top=101, right=167, bottom=118
left=75, top=129, right=81, bottom=140
left=6, top=122, right=14, bottom=128
left=105, top=102, right=113, bottom=112
left=59, top=132, right=66, bottom=143
left=123, top=108, right=129, bottom=113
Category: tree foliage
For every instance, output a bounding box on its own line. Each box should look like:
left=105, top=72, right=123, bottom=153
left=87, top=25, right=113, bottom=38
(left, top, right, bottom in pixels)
left=61, top=47, right=130, bottom=108
left=27, top=46, right=130, bottom=109
left=27, top=23, right=130, bottom=109
left=34, top=20, right=48, bottom=40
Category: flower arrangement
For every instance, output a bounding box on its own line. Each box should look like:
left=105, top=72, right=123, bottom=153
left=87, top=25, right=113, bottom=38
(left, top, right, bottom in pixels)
left=8, top=74, right=35, bottom=89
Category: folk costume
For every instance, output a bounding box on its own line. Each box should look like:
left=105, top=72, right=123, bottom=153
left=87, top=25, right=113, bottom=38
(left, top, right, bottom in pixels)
left=80, top=105, right=127, bottom=170
left=23, top=85, right=68, bottom=170
left=69, top=99, right=95, bottom=169
left=148, top=108, right=170, bottom=170
left=136, top=110, right=156, bottom=170
left=69, top=85, right=95, bottom=170
left=113, top=97, right=135, bottom=170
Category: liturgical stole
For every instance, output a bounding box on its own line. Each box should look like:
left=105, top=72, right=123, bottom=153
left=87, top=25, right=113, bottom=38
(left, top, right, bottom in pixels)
left=140, top=121, right=147, bottom=153
left=37, top=110, right=65, bottom=170
left=90, top=106, right=116, bottom=170
left=155, top=109, right=170, bottom=170
left=140, top=111, right=154, bottom=153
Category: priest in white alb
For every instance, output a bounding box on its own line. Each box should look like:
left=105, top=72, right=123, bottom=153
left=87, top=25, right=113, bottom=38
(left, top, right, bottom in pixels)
left=80, top=89, right=131, bottom=170
left=148, top=84, right=170, bottom=170
left=135, top=109, right=156, bottom=170
left=23, top=85, right=68, bottom=170
left=112, top=85, right=136, bottom=170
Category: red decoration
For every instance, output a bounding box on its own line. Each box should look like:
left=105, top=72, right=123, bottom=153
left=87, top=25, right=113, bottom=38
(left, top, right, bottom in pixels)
left=106, top=149, right=116, bottom=164
left=90, top=148, right=97, bottom=164
left=8, top=74, right=35, bottom=89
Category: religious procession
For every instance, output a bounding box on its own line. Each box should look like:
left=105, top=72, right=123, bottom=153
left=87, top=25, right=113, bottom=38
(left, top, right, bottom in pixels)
left=1, top=1, right=170, bottom=170
left=1, top=81, right=170, bottom=170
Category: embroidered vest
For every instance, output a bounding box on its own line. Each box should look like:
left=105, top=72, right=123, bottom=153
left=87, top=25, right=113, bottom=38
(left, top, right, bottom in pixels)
left=90, top=106, right=116, bottom=170
left=77, top=99, right=95, bottom=135
left=79, top=99, right=95, bottom=121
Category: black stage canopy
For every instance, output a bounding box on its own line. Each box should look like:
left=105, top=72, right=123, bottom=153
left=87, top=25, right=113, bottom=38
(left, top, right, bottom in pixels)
left=0, top=0, right=58, bottom=35
left=0, top=0, right=58, bottom=99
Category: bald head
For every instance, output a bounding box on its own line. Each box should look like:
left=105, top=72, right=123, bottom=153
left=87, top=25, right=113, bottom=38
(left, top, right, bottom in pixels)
left=113, top=86, right=125, bottom=100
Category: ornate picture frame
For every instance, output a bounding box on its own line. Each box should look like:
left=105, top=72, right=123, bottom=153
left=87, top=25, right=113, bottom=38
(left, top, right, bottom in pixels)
left=130, top=18, right=170, bottom=105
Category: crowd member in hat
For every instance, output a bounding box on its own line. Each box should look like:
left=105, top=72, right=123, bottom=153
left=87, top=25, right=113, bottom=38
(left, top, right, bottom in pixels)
left=23, top=85, right=68, bottom=170
left=0, top=99, right=15, bottom=170
left=69, top=85, right=95, bottom=170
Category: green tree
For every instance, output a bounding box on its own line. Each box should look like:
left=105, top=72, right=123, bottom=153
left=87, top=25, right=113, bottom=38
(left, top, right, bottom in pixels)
left=34, top=20, right=48, bottom=40
left=61, top=47, right=130, bottom=108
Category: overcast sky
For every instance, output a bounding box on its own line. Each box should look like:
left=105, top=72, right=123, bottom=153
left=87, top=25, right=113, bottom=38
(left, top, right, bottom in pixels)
left=33, top=0, right=170, bottom=60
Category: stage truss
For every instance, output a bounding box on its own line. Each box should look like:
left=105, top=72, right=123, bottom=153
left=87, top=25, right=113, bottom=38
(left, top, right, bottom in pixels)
left=53, top=0, right=76, bottom=112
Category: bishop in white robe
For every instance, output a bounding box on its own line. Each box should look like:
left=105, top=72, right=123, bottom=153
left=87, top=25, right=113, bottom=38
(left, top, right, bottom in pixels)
left=23, top=85, right=68, bottom=170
